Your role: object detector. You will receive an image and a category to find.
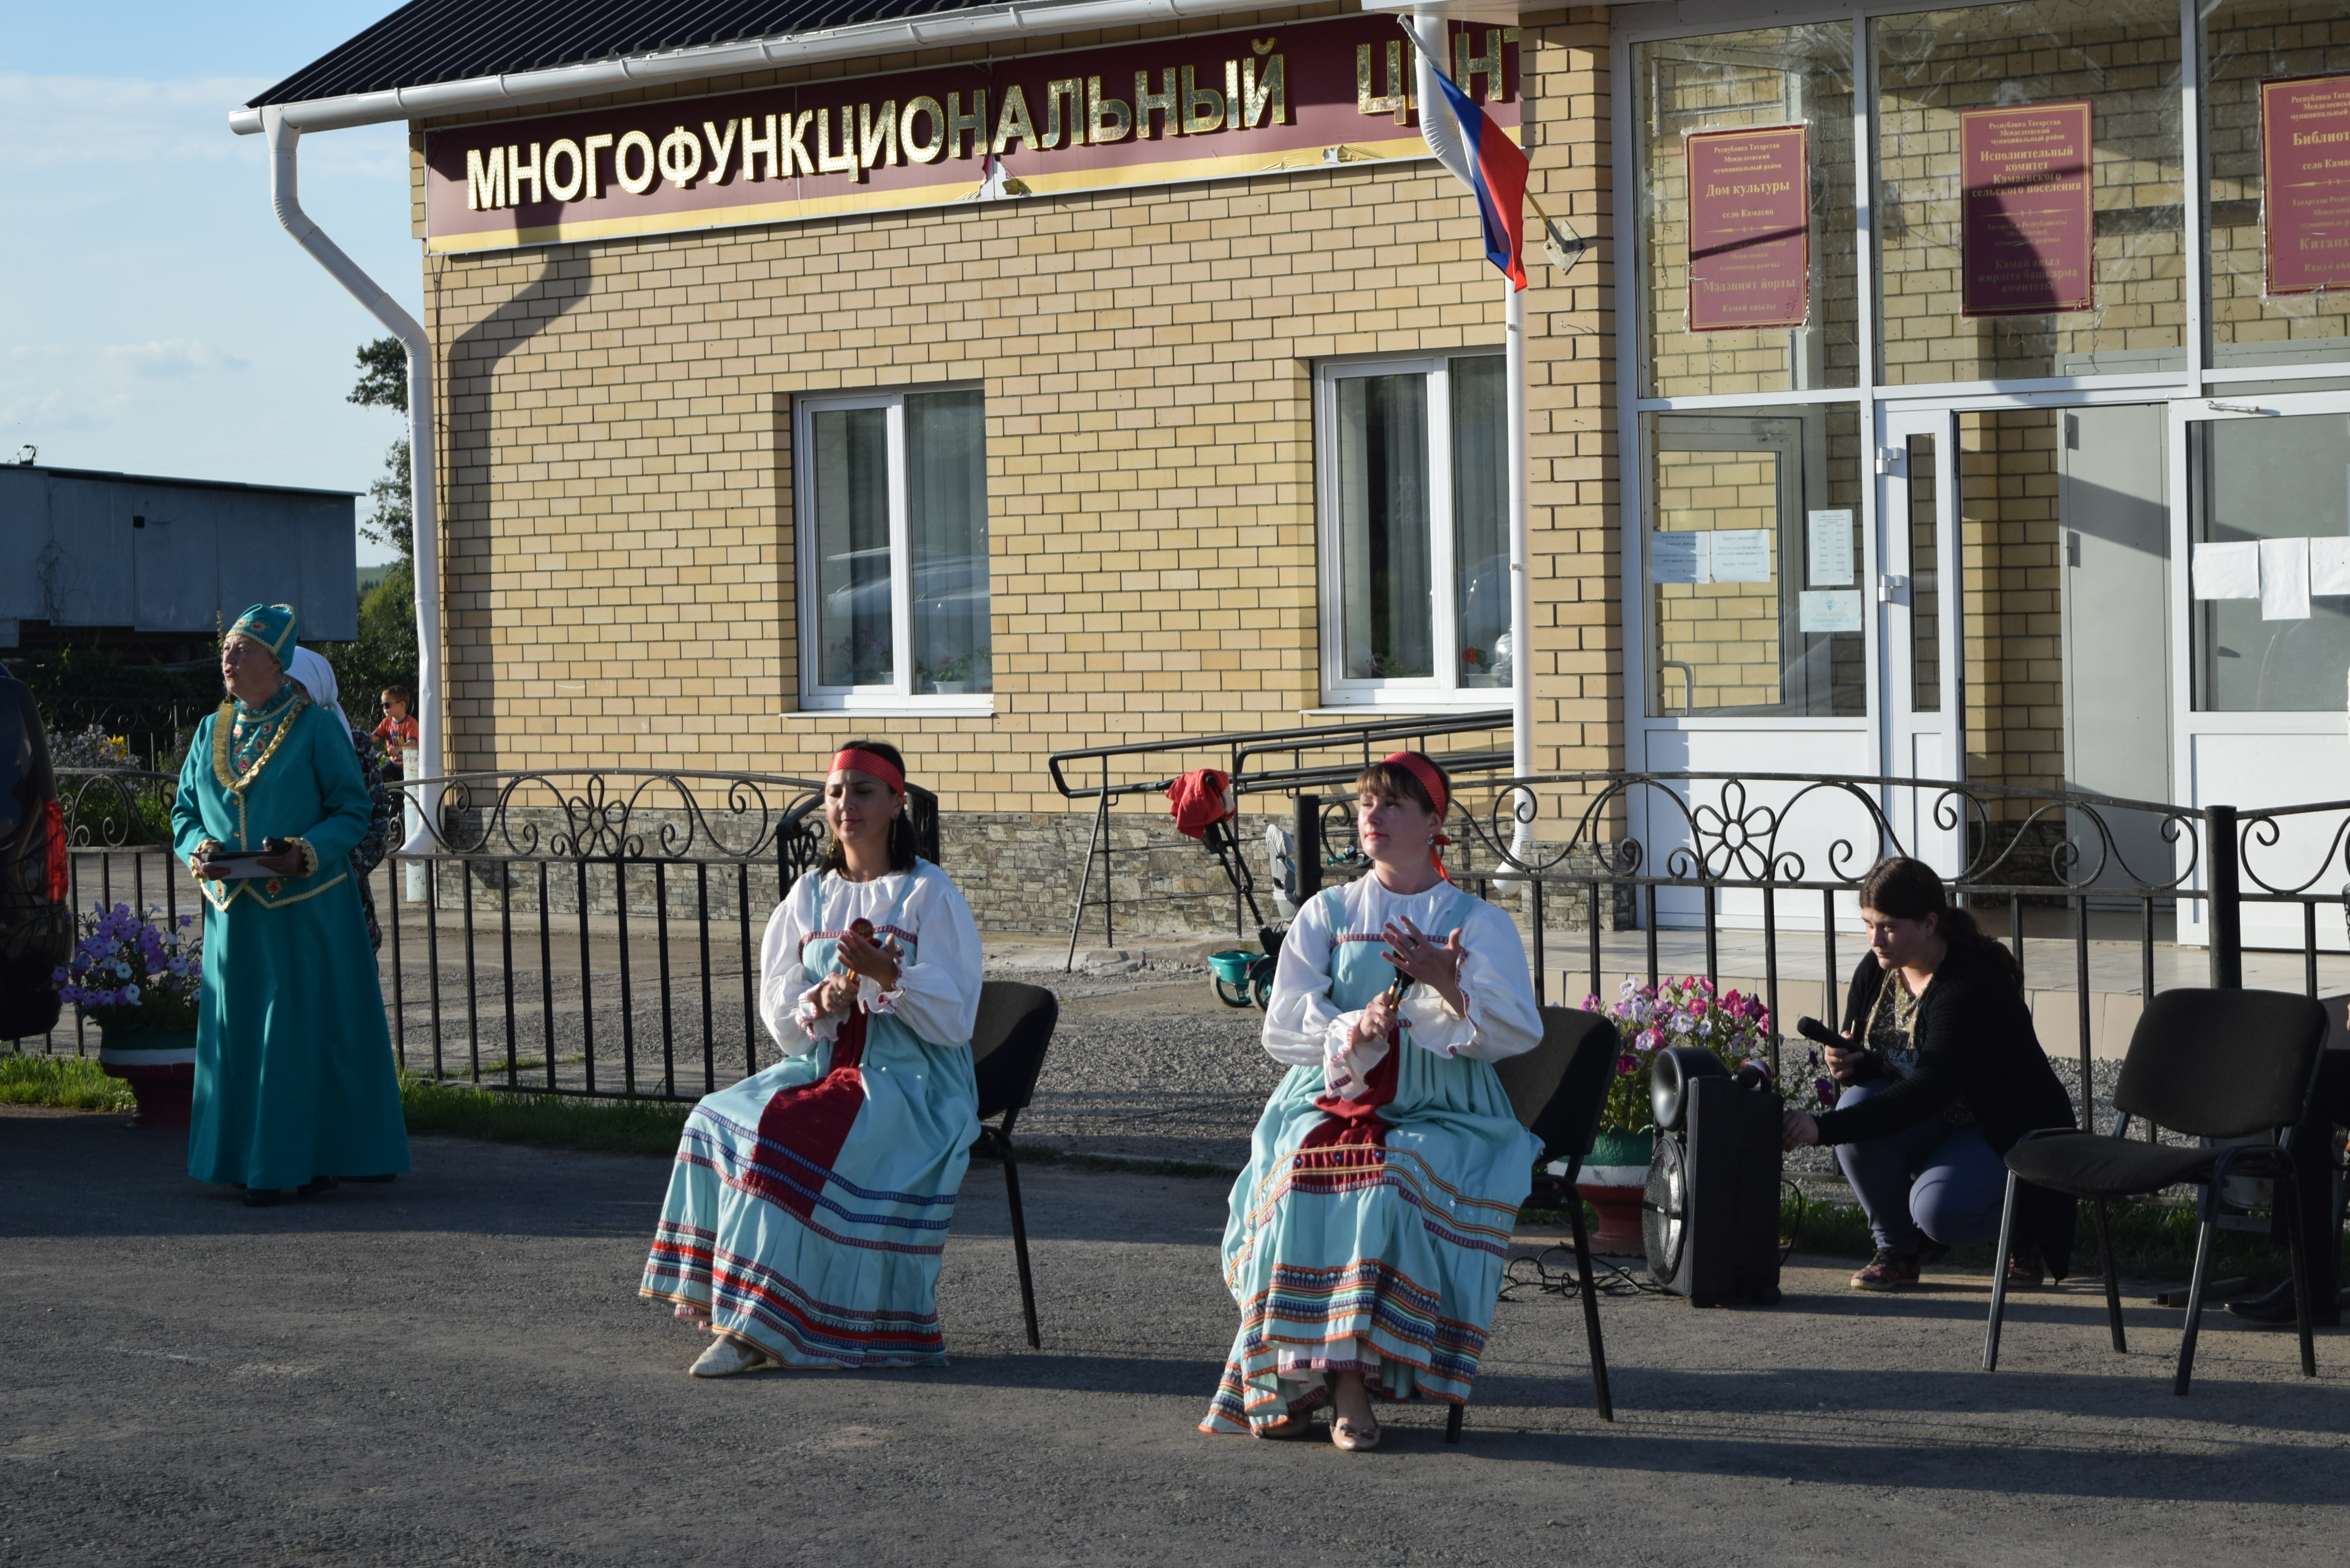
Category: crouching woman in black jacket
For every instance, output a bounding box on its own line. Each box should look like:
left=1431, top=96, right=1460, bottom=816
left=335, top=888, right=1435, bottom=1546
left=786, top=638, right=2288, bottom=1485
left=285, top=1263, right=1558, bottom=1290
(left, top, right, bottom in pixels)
left=1782, top=858, right=2078, bottom=1292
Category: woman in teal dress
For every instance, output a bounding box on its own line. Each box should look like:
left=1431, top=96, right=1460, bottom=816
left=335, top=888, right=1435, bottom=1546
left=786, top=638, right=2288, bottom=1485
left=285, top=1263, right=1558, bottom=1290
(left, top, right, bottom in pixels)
left=171, top=604, right=410, bottom=1206
left=639, top=741, right=984, bottom=1376
left=1202, top=752, right=1543, bottom=1450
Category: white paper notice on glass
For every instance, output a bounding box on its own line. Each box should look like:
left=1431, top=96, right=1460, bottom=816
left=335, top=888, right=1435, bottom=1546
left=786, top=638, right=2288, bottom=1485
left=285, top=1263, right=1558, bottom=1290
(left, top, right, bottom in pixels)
left=1651, top=531, right=1711, bottom=584
left=2191, top=540, right=2260, bottom=601
left=1806, top=509, right=1856, bottom=586
left=1709, top=529, right=1775, bottom=583
left=1799, top=589, right=1863, bottom=633
left=2261, top=536, right=2312, bottom=621
left=2310, top=536, right=2350, bottom=596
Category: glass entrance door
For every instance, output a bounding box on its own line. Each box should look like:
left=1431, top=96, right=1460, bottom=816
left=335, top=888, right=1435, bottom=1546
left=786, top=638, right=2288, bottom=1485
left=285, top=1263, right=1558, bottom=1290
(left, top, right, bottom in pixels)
left=1875, top=407, right=1964, bottom=874
left=2171, top=391, right=2350, bottom=952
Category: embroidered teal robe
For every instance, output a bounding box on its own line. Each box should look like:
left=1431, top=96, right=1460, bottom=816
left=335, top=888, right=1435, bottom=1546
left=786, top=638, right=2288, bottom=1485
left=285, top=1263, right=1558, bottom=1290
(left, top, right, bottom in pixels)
left=170, top=697, right=410, bottom=1189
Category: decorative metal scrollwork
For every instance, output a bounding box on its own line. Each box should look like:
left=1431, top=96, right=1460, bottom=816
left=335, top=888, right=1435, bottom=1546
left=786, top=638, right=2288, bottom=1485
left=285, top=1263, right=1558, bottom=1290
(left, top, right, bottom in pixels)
left=400, top=770, right=832, bottom=864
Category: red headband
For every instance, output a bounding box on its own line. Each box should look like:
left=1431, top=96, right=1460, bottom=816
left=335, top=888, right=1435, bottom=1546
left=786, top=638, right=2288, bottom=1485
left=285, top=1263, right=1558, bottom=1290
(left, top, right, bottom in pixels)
left=830, top=748, right=906, bottom=794
left=1383, top=752, right=1448, bottom=822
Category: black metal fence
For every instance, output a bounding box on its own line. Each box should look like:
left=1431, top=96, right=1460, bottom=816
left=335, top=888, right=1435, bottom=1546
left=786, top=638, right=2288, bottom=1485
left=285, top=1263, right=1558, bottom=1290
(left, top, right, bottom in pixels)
left=23, top=763, right=2350, bottom=1135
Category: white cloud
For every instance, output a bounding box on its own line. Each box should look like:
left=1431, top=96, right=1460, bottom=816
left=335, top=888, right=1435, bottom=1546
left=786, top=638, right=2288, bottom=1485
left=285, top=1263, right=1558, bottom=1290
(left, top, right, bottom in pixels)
left=0, top=73, right=270, bottom=166
left=0, top=74, right=407, bottom=180
left=99, top=338, right=250, bottom=377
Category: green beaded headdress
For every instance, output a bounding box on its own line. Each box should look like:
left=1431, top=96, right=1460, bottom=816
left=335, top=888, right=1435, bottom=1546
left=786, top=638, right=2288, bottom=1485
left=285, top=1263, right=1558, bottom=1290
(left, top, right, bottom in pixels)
left=226, top=603, right=298, bottom=660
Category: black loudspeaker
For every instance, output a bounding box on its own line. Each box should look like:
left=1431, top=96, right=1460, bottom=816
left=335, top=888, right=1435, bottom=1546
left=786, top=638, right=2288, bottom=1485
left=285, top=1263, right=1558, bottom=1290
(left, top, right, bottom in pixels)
left=1642, top=1048, right=1784, bottom=1307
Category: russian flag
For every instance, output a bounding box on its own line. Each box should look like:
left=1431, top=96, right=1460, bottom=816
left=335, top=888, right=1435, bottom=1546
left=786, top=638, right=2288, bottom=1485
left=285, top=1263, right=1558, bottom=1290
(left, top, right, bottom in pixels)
left=1416, top=41, right=1529, bottom=291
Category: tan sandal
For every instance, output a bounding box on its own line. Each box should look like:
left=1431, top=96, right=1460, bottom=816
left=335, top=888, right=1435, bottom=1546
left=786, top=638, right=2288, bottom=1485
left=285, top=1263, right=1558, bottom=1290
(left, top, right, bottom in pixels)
left=1330, top=1415, right=1381, bottom=1451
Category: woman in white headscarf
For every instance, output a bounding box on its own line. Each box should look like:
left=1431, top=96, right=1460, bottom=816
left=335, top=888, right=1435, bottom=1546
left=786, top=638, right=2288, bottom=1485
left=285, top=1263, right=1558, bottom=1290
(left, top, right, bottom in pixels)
left=286, top=648, right=395, bottom=951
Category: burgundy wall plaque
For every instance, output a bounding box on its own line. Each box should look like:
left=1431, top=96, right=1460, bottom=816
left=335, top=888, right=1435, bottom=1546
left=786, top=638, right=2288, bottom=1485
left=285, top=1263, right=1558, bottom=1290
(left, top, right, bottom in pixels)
left=1959, top=100, right=2094, bottom=317
left=1684, top=124, right=1810, bottom=332
left=2262, top=73, right=2350, bottom=296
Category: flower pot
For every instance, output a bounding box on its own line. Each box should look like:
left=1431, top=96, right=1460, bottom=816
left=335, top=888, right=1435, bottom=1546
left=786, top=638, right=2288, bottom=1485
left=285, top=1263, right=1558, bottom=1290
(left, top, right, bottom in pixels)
left=97, top=1027, right=197, bottom=1129
left=931, top=680, right=973, bottom=694
left=1460, top=673, right=1504, bottom=687
left=1575, top=1129, right=1655, bottom=1256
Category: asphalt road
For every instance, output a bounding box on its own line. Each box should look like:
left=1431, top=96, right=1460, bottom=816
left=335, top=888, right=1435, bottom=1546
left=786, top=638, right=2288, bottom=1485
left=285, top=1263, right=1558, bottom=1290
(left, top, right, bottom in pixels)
left=4, top=1105, right=2347, bottom=1568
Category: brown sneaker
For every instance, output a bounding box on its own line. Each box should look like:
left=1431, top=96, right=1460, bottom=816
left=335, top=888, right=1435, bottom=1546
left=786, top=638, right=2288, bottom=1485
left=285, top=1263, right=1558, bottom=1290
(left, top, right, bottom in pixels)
left=1851, top=1249, right=1923, bottom=1291
left=2005, top=1249, right=2046, bottom=1288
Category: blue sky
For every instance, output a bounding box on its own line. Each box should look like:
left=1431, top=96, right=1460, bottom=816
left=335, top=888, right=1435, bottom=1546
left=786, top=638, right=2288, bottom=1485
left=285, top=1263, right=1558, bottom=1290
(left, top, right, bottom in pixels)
left=5, top=3, right=424, bottom=563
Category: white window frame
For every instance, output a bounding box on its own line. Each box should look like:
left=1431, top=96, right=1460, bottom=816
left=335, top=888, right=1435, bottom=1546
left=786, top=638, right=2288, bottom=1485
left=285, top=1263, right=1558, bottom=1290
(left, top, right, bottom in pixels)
left=1312, top=351, right=1508, bottom=709
left=792, top=383, right=991, bottom=714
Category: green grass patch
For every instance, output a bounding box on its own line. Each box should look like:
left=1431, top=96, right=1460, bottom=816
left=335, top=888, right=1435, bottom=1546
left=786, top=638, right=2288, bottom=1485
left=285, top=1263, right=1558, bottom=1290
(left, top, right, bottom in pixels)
left=397, top=1077, right=694, bottom=1156
left=0, top=1053, right=135, bottom=1112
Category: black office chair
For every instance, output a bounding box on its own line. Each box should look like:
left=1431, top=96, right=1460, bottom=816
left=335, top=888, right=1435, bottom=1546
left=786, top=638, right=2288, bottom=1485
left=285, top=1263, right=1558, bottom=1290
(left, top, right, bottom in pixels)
left=1982, top=986, right=2331, bottom=1396
left=968, top=979, right=1060, bottom=1350
left=1445, top=1005, right=1623, bottom=1443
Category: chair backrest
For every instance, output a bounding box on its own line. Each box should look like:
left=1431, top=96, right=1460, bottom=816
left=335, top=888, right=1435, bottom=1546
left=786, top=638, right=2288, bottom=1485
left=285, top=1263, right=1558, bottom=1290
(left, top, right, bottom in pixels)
left=1490, top=1007, right=1622, bottom=1165
left=970, top=979, right=1059, bottom=1122
left=2114, top=987, right=2329, bottom=1139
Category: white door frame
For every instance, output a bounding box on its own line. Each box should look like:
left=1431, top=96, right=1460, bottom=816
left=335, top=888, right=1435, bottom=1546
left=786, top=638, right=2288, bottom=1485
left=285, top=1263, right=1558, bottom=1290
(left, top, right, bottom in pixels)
left=1874, top=404, right=1966, bottom=875
left=2168, top=387, right=2350, bottom=950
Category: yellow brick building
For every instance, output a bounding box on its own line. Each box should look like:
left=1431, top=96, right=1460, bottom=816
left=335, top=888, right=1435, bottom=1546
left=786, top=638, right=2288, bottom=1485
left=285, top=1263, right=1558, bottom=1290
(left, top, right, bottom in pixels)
left=243, top=0, right=2350, bottom=935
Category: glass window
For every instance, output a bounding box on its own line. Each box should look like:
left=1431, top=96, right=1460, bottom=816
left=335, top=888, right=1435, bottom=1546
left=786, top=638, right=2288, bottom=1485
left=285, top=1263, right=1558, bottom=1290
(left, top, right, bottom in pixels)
left=1644, top=404, right=1865, bottom=718
left=1636, top=24, right=1859, bottom=398
left=797, top=387, right=990, bottom=706
left=2204, top=3, right=2350, bottom=371
left=2191, top=411, right=2350, bottom=711
left=1318, top=354, right=1510, bottom=701
left=1874, top=1, right=2185, bottom=385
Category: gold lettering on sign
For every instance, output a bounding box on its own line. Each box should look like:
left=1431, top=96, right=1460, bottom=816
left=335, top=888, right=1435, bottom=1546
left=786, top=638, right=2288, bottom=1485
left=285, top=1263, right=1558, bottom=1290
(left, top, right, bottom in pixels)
left=1041, top=78, right=1084, bottom=149
left=994, top=84, right=1039, bottom=156
left=1243, top=48, right=1286, bottom=128
left=947, top=91, right=988, bottom=160
left=466, top=145, right=505, bottom=211
left=782, top=111, right=815, bottom=177
left=1135, top=68, right=1180, bottom=139
left=1357, top=42, right=1409, bottom=124
left=1181, top=65, right=1225, bottom=135
left=1087, top=77, right=1131, bottom=144
left=545, top=138, right=584, bottom=200
left=1454, top=28, right=1517, bottom=101
left=815, top=107, right=853, bottom=174
left=582, top=133, right=614, bottom=198
left=508, top=142, right=542, bottom=204
left=742, top=114, right=777, bottom=180
left=702, top=119, right=739, bottom=183
left=860, top=100, right=899, bottom=177
left=657, top=125, right=702, bottom=188
left=615, top=129, right=657, bottom=193
left=901, top=97, right=946, bottom=164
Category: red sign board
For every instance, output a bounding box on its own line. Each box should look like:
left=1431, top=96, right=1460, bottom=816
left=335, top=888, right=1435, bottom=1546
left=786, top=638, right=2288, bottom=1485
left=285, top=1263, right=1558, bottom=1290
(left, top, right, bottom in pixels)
left=1960, top=100, right=2094, bottom=317
left=422, top=17, right=1520, bottom=253
left=1684, top=124, right=1810, bottom=332
left=2262, top=74, right=2350, bottom=295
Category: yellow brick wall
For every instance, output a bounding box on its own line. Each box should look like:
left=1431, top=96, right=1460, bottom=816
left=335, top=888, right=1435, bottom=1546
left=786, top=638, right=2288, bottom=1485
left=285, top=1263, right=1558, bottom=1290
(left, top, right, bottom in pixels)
left=1958, top=408, right=2064, bottom=796
left=408, top=5, right=1618, bottom=815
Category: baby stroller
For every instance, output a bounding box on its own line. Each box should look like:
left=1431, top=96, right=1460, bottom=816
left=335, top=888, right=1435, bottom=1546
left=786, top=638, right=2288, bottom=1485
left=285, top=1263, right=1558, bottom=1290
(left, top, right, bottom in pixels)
left=1167, top=769, right=1288, bottom=1009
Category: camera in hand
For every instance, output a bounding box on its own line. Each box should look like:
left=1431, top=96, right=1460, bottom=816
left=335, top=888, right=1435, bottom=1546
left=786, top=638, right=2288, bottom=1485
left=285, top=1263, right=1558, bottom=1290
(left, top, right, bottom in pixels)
left=1642, top=1046, right=1784, bottom=1307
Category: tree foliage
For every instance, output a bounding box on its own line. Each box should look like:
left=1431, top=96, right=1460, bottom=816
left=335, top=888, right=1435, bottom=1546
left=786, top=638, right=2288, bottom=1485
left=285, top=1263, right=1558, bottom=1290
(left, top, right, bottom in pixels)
left=350, top=337, right=408, bottom=415
left=322, top=560, right=420, bottom=725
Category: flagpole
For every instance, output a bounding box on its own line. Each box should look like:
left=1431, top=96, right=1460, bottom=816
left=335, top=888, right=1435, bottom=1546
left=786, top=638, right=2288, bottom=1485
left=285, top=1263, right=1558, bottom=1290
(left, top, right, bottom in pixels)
left=1410, top=7, right=1535, bottom=867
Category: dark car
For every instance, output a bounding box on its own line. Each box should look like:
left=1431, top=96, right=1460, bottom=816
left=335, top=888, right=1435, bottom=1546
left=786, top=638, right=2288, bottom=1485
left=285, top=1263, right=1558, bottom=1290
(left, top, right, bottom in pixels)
left=0, top=668, right=70, bottom=1040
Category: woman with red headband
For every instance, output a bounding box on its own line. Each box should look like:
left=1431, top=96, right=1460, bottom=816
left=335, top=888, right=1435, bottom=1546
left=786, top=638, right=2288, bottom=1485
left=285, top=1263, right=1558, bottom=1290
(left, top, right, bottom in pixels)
left=639, top=740, right=985, bottom=1376
left=1202, top=751, right=1543, bottom=1449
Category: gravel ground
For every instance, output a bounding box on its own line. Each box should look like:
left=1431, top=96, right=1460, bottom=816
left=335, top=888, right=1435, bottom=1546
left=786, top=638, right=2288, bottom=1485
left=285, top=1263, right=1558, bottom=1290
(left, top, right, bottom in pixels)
left=5, top=1106, right=2346, bottom=1568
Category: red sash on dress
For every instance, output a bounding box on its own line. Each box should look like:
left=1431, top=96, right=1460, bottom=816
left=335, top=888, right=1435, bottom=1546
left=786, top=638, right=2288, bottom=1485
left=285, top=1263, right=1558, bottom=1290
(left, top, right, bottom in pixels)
left=741, top=1007, right=870, bottom=1219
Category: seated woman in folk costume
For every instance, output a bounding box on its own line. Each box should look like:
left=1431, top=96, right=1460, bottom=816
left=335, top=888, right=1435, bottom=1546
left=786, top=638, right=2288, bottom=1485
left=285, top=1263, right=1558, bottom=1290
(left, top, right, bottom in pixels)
left=1203, top=752, right=1542, bottom=1450
left=639, top=741, right=984, bottom=1376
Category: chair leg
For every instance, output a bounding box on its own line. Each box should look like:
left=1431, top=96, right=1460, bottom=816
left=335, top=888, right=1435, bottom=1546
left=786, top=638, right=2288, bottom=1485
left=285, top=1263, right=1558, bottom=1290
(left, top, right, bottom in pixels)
left=1568, top=1197, right=1614, bottom=1422
left=2174, top=1186, right=2221, bottom=1397
left=2280, top=1170, right=2318, bottom=1379
left=1982, top=1170, right=2020, bottom=1372
left=1000, top=1132, right=1041, bottom=1350
left=2093, top=1198, right=2126, bottom=1355
left=1445, top=1401, right=1464, bottom=1444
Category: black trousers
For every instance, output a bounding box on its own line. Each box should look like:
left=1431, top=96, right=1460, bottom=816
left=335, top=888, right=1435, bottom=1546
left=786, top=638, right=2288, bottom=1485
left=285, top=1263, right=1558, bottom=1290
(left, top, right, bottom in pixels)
left=2268, top=1048, right=2350, bottom=1317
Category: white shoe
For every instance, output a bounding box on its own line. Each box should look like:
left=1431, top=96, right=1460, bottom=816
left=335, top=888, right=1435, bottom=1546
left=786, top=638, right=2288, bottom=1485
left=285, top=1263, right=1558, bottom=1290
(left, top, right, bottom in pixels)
left=688, top=1336, right=774, bottom=1378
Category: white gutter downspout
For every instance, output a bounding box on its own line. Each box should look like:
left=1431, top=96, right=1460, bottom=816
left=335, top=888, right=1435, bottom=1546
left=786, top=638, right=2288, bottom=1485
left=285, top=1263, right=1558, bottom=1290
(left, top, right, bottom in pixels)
left=264, top=105, right=443, bottom=855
